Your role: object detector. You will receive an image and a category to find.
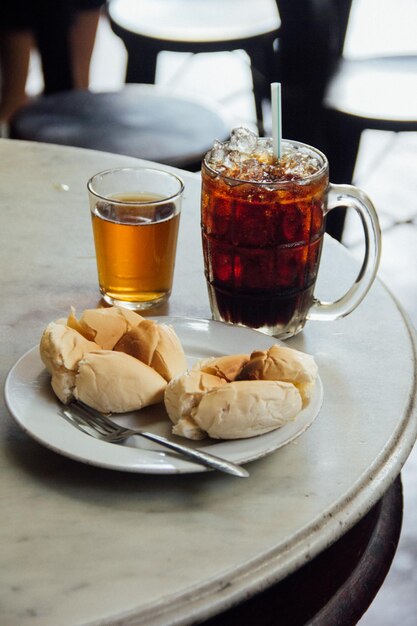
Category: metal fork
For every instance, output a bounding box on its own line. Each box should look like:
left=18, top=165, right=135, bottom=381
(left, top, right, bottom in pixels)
left=59, top=401, right=249, bottom=478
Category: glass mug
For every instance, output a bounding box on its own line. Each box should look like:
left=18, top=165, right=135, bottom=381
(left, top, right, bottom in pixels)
left=201, top=137, right=381, bottom=339
left=88, top=167, right=184, bottom=310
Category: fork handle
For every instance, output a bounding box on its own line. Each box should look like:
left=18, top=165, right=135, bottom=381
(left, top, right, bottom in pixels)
left=128, top=430, right=249, bottom=478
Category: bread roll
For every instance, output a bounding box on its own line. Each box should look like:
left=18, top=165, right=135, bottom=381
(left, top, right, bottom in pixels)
left=165, top=343, right=318, bottom=440
left=114, top=319, right=187, bottom=381
left=190, top=380, right=302, bottom=439
left=197, top=354, right=250, bottom=381
left=74, top=350, right=167, bottom=413
left=40, top=307, right=193, bottom=413
left=67, top=306, right=143, bottom=349
left=171, top=416, right=206, bottom=440
left=39, top=322, right=100, bottom=403
left=237, top=345, right=318, bottom=407
left=165, top=369, right=226, bottom=434
left=165, top=368, right=303, bottom=440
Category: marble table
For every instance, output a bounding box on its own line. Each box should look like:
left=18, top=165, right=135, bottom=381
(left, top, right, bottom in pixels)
left=1, top=139, right=416, bottom=625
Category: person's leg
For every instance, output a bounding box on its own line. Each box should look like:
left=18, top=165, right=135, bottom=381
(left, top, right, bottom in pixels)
left=0, top=30, right=33, bottom=124
left=69, top=8, right=102, bottom=89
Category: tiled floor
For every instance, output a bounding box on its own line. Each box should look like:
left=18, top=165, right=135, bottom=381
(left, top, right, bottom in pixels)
left=25, top=3, right=417, bottom=623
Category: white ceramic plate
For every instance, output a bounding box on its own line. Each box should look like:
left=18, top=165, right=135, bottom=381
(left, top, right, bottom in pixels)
left=4, top=317, right=323, bottom=474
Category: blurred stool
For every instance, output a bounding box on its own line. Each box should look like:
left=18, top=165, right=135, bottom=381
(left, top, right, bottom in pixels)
left=324, top=53, right=417, bottom=184
left=9, top=85, right=231, bottom=171
left=323, top=1, right=417, bottom=240
left=274, top=0, right=417, bottom=241
left=107, top=0, right=281, bottom=134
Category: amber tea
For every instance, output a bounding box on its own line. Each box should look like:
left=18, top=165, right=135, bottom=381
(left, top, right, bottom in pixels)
left=88, top=168, right=183, bottom=310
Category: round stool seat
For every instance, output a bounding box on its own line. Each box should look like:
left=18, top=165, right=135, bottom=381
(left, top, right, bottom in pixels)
left=10, top=85, right=231, bottom=170
left=324, top=55, right=417, bottom=128
left=109, top=0, right=280, bottom=47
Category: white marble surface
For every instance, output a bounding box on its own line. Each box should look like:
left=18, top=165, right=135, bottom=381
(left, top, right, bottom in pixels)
left=1, top=139, right=416, bottom=626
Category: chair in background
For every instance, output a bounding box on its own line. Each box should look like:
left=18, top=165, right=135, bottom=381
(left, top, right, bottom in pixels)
left=10, top=84, right=231, bottom=172
left=106, top=0, right=280, bottom=134
left=323, top=0, right=417, bottom=182
left=275, top=0, right=417, bottom=241
left=9, top=0, right=233, bottom=171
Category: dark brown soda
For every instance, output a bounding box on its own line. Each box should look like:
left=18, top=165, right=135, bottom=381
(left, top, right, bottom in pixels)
left=201, top=160, right=328, bottom=337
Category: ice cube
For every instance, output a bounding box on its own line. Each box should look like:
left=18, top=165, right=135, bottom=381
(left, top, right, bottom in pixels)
left=223, top=150, right=245, bottom=171
left=279, top=147, right=321, bottom=180
left=239, top=158, right=264, bottom=181
left=252, top=138, right=273, bottom=164
left=206, top=130, right=322, bottom=182
left=210, top=140, right=225, bottom=163
left=229, top=127, right=258, bottom=154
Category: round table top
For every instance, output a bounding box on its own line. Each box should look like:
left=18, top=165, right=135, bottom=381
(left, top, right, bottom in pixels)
left=1, top=139, right=416, bottom=626
left=108, top=0, right=281, bottom=43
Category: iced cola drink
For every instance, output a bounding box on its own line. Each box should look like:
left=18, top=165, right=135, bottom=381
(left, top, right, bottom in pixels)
left=201, top=128, right=328, bottom=338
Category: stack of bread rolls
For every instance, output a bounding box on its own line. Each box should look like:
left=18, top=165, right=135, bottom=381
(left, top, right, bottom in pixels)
left=40, top=307, right=318, bottom=441
left=39, top=306, right=187, bottom=413
left=165, top=346, right=318, bottom=440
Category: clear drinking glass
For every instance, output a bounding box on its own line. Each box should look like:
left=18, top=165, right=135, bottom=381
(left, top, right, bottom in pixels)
left=201, top=138, right=381, bottom=339
left=88, top=167, right=184, bottom=310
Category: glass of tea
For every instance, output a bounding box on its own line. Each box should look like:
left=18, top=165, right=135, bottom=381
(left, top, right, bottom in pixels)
left=88, top=167, right=184, bottom=310
left=201, top=128, right=381, bottom=339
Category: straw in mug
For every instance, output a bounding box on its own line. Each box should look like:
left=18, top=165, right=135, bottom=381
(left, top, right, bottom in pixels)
left=271, top=82, right=282, bottom=160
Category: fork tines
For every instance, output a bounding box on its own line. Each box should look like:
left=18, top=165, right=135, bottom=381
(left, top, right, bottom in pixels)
left=60, top=401, right=121, bottom=439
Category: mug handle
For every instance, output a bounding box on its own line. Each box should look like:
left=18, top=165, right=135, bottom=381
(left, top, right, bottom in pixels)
left=308, top=184, right=382, bottom=321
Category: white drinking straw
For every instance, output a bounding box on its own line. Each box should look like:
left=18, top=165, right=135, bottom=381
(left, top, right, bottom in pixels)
left=271, top=82, right=282, bottom=160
